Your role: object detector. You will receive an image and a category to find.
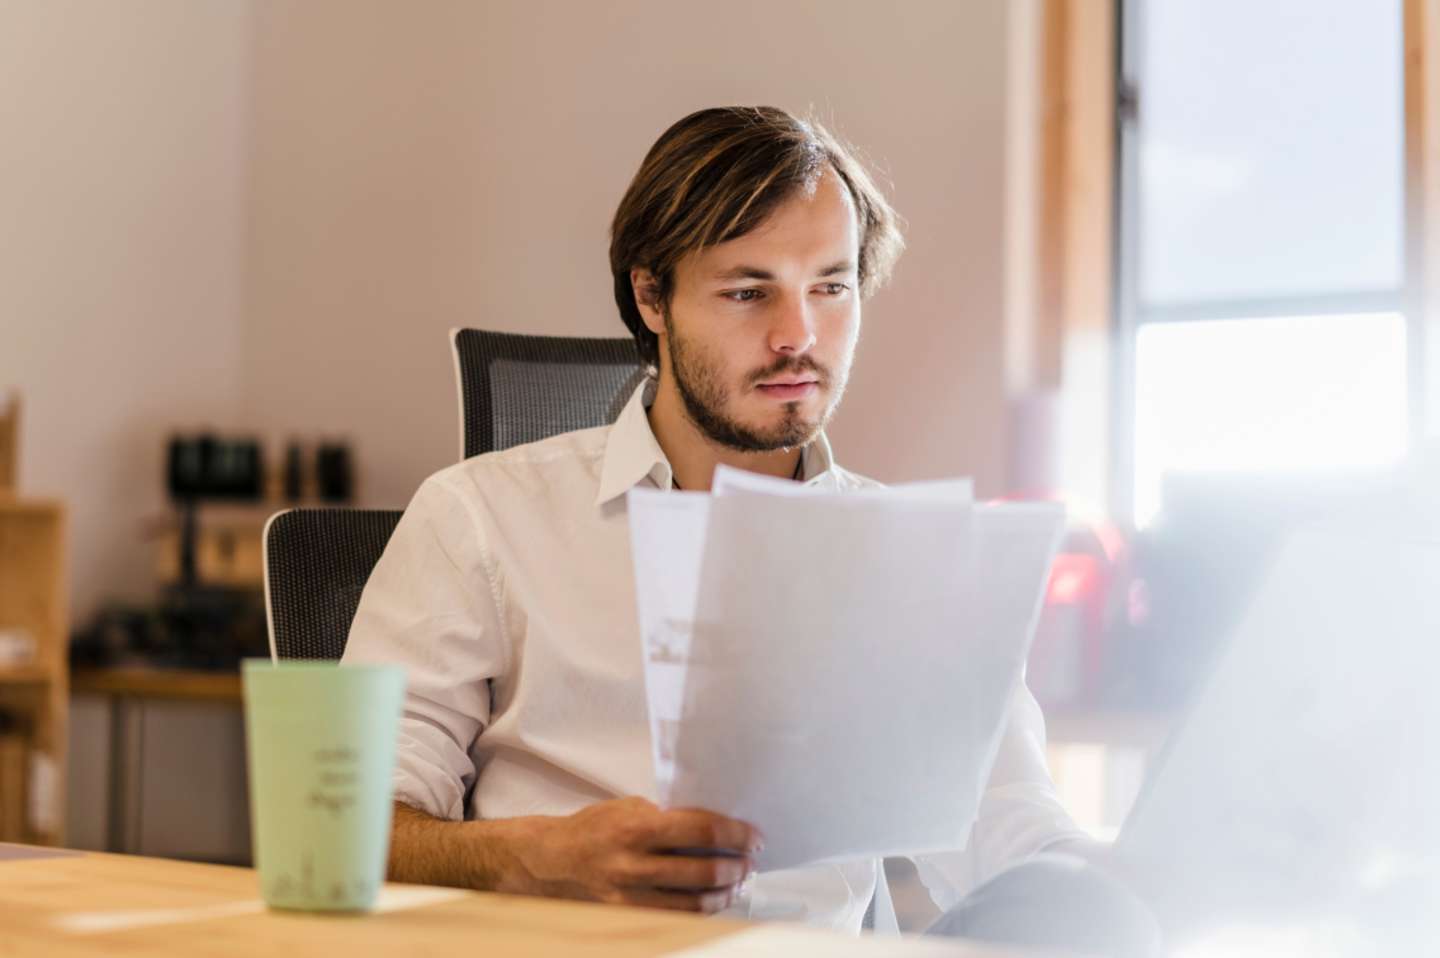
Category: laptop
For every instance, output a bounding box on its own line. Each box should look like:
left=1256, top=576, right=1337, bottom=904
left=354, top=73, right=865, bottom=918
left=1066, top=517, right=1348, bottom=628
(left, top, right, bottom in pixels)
left=1115, top=507, right=1440, bottom=952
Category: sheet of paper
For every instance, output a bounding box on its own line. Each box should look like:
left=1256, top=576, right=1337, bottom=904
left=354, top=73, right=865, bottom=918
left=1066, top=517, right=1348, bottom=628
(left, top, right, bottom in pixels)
left=965, top=502, right=1069, bottom=779
left=711, top=463, right=974, bottom=503
left=627, top=487, right=710, bottom=801
left=628, top=474, right=976, bottom=802
left=673, top=490, right=989, bottom=871
left=0, top=843, right=82, bottom=863
left=630, top=476, right=1063, bottom=872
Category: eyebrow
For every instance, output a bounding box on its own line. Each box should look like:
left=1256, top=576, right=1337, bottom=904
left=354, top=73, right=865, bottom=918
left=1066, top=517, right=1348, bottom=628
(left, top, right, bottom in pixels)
left=711, top=260, right=857, bottom=282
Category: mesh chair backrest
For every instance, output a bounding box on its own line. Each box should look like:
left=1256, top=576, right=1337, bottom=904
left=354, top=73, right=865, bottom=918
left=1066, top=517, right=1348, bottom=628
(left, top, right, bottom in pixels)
left=452, top=328, right=646, bottom=460
left=263, top=508, right=404, bottom=661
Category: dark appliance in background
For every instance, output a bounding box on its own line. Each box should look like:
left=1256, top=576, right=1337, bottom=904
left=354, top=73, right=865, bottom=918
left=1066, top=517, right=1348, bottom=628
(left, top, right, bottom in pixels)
left=155, top=434, right=270, bottom=668
left=73, top=433, right=332, bottom=671
left=314, top=442, right=355, bottom=503
left=167, top=435, right=266, bottom=588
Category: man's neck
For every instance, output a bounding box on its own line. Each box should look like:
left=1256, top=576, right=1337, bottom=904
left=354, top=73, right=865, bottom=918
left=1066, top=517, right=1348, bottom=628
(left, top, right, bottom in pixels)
left=646, top=378, right=803, bottom=492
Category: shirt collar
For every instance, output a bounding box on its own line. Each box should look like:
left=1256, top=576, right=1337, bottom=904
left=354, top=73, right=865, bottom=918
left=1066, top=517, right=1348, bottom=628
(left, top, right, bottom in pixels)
left=595, top=379, right=673, bottom=506
left=594, top=379, right=838, bottom=506
left=799, top=428, right=835, bottom=486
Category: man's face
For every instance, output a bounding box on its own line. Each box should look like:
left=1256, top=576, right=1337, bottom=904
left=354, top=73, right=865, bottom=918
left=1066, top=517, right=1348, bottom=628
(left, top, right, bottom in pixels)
left=645, top=168, right=862, bottom=451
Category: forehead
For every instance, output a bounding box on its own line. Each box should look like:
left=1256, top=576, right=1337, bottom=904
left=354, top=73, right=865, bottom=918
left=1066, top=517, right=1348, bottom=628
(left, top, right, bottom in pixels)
left=684, top=168, right=860, bottom=279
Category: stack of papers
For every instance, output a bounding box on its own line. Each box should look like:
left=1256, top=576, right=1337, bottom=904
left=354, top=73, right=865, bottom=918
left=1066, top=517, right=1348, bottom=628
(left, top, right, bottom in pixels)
left=628, top=467, right=1064, bottom=871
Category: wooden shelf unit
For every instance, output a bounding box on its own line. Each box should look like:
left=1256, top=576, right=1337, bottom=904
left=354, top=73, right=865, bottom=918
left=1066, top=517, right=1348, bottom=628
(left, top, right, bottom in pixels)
left=0, top=495, right=68, bottom=846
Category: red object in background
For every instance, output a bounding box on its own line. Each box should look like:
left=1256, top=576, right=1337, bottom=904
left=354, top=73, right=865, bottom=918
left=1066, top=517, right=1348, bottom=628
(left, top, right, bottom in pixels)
left=1047, top=552, right=1101, bottom=606
left=1026, top=518, right=1130, bottom=708
left=1002, top=391, right=1133, bottom=705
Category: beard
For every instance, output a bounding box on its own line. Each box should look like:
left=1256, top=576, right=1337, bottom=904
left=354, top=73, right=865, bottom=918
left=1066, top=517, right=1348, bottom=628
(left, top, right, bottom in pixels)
left=664, top=314, right=845, bottom=452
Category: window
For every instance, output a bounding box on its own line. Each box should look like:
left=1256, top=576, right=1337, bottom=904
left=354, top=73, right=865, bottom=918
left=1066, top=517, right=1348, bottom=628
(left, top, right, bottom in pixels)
left=1117, top=0, right=1412, bottom=526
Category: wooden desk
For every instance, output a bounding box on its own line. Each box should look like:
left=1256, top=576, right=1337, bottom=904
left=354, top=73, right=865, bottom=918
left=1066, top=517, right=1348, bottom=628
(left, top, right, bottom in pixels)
left=0, top=845, right=991, bottom=956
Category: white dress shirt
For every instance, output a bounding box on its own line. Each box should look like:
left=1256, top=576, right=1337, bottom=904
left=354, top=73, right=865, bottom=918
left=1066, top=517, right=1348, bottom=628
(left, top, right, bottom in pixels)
left=343, top=382, right=1088, bottom=934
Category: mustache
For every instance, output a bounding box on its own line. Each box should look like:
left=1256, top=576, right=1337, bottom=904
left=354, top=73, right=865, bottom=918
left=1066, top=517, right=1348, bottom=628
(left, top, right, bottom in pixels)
left=746, top=355, right=830, bottom=388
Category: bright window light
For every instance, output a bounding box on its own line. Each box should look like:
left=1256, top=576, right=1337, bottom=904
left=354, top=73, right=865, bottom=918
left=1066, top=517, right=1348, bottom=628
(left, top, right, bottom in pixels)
left=1133, top=314, right=1408, bottom=526
left=1135, top=0, right=1403, bottom=304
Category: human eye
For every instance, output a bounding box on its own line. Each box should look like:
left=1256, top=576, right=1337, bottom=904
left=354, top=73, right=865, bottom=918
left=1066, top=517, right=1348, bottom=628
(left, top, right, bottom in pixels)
left=721, top=288, right=765, bottom=303
left=816, top=282, right=851, bottom=296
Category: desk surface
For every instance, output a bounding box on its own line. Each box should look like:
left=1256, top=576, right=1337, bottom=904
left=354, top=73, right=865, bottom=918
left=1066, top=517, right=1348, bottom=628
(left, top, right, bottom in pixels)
left=0, top=845, right=1005, bottom=956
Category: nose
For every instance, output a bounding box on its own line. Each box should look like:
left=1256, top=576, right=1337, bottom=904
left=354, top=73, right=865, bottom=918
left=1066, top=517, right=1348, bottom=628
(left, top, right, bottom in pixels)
left=767, top=293, right=816, bottom=355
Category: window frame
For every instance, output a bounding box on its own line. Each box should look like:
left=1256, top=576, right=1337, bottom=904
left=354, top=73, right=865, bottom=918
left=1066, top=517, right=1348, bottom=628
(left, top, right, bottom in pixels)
left=1108, top=0, right=1428, bottom=526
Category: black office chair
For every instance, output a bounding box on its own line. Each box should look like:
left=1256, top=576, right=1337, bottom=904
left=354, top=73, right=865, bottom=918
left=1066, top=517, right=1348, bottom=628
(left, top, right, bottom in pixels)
left=449, top=327, right=646, bottom=460
left=264, top=329, right=644, bottom=661
left=262, top=508, right=403, bottom=661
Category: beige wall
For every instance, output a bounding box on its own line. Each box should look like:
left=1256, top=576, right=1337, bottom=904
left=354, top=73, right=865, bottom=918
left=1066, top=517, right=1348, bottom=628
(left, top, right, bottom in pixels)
left=243, top=0, right=1017, bottom=507
left=0, top=1, right=250, bottom=620
left=3, top=0, right=1024, bottom=621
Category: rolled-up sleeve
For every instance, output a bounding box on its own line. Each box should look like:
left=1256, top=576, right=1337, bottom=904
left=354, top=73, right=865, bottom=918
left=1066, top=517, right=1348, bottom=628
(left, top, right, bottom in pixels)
left=912, top=682, right=1091, bottom=911
left=342, top=474, right=507, bottom=822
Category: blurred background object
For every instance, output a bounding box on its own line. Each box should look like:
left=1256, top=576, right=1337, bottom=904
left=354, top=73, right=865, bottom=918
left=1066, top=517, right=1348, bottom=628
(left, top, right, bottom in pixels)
left=0, top=488, right=69, bottom=848
left=314, top=441, right=354, bottom=503
left=166, top=435, right=265, bottom=504
left=0, top=711, right=27, bottom=842
left=68, top=432, right=355, bottom=674
left=0, top=391, right=17, bottom=493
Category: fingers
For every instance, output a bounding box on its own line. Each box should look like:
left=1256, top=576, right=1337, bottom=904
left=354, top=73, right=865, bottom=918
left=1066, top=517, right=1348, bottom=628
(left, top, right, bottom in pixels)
left=625, top=852, right=751, bottom=891
left=617, top=886, right=738, bottom=914
left=644, top=808, right=763, bottom=856
left=567, top=799, right=762, bottom=915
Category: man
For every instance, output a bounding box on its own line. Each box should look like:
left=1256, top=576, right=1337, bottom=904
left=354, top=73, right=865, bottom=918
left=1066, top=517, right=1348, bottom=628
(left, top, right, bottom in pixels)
left=344, top=106, right=1155, bottom=950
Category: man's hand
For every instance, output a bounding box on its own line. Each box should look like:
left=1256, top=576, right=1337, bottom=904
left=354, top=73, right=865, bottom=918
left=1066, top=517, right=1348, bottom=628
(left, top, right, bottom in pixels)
left=388, top=797, right=762, bottom=913
left=509, top=797, right=763, bottom=913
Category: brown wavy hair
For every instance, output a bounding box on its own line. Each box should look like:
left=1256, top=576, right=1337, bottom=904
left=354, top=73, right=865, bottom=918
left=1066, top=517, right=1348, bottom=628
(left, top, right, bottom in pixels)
left=609, top=106, right=904, bottom=369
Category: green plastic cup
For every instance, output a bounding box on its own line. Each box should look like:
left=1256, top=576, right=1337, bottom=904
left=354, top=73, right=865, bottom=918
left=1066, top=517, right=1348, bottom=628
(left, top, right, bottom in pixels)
left=242, top=659, right=406, bottom=911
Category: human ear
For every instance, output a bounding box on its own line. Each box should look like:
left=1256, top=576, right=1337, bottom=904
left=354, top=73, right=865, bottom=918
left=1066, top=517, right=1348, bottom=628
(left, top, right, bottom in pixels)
left=630, top=268, right=666, bottom=337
